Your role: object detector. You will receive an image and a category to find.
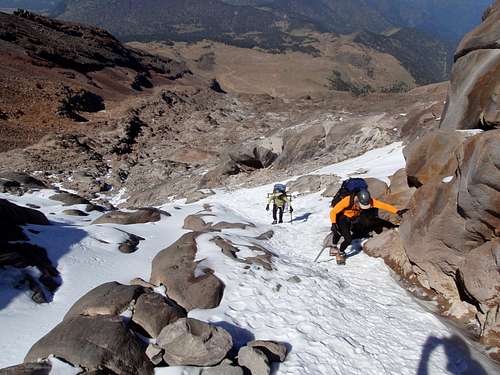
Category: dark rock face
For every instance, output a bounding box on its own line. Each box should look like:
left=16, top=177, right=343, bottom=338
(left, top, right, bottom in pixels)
left=92, top=208, right=168, bottom=225
left=440, top=1, right=500, bottom=130
left=0, top=172, right=47, bottom=194
left=24, top=315, right=154, bottom=375
left=64, top=282, right=145, bottom=320
left=209, top=79, right=226, bottom=94
left=0, top=199, right=49, bottom=226
left=150, top=232, right=224, bottom=311
left=156, top=318, right=232, bottom=366
left=57, top=88, right=105, bottom=122
left=132, top=292, right=187, bottom=338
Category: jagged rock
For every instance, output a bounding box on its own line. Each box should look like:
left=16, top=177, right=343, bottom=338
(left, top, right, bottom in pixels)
left=185, top=190, right=215, bottom=204
left=441, top=2, right=500, bottom=130
left=378, top=169, right=416, bottom=222
left=157, top=318, right=232, bottom=366
left=118, top=233, right=144, bottom=254
left=49, top=192, right=90, bottom=206
left=213, top=236, right=241, bottom=260
left=182, top=214, right=212, bottom=232
left=131, top=72, right=153, bottom=91
left=237, top=346, right=270, bottom=375
left=24, top=315, right=154, bottom=375
left=228, top=143, right=277, bottom=171
left=92, top=208, right=169, bottom=225
left=64, top=282, right=145, bottom=320
left=132, top=292, right=187, bottom=338
left=199, top=160, right=241, bottom=189
left=150, top=232, right=224, bottom=311
left=321, top=179, right=341, bottom=197
left=248, top=340, right=287, bottom=362
left=86, top=204, right=107, bottom=213
left=63, top=209, right=89, bottom=216
left=0, top=361, right=52, bottom=374
left=403, top=130, right=465, bottom=187
left=145, top=344, right=163, bottom=366
left=287, top=175, right=338, bottom=195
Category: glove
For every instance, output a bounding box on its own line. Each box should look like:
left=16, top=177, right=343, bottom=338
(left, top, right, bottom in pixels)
left=397, top=208, right=409, bottom=216
left=266, top=204, right=270, bottom=211
left=289, top=207, right=294, bottom=213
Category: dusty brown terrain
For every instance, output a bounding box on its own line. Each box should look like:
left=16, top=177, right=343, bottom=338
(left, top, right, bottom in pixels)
left=128, top=33, right=415, bottom=98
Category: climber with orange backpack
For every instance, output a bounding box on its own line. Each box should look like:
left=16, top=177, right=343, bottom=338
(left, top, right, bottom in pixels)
left=329, top=178, right=408, bottom=265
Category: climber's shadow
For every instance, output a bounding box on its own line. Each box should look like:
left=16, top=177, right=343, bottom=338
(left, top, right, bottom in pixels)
left=417, top=335, right=487, bottom=375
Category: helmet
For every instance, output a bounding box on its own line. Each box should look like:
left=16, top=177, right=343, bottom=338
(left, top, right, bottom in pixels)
left=357, top=189, right=371, bottom=209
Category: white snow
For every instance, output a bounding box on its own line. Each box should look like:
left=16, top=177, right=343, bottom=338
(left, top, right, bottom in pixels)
left=442, top=176, right=454, bottom=183
left=48, top=356, right=81, bottom=375
left=0, top=144, right=496, bottom=374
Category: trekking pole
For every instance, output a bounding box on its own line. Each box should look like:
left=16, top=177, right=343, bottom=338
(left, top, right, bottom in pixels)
left=314, top=247, right=327, bottom=262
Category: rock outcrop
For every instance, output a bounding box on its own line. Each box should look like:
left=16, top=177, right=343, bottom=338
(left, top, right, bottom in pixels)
left=24, top=315, right=154, bottom=375
left=92, top=208, right=168, bottom=225
left=149, top=232, right=225, bottom=311
left=440, top=0, right=500, bottom=130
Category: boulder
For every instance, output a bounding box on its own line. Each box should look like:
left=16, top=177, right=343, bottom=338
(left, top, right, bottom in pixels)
left=228, top=144, right=277, bottom=170
left=92, top=208, right=169, bottom=225
left=440, top=1, right=500, bottom=130
left=150, top=232, right=225, bottom=311
left=403, top=130, right=465, bottom=187
left=202, top=360, right=244, bottom=375
left=118, top=233, right=144, bottom=254
left=24, top=315, right=154, bottom=375
left=0, top=172, right=47, bottom=193
left=237, top=346, right=270, bottom=375
left=157, top=318, right=232, bottom=367
left=287, top=175, right=339, bottom=195
left=363, top=229, right=414, bottom=278
left=199, top=160, right=241, bottom=189
left=321, top=180, right=341, bottom=197
left=255, top=230, right=274, bottom=240
left=49, top=192, right=90, bottom=206
left=64, top=282, right=145, bottom=320
left=132, top=292, right=187, bottom=338
left=63, top=209, right=89, bottom=216
left=0, top=199, right=49, bottom=226
left=0, top=361, right=52, bottom=374
left=129, top=277, right=156, bottom=289
left=145, top=344, right=163, bottom=366
left=365, top=178, right=389, bottom=199
left=185, top=190, right=215, bottom=204
left=183, top=214, right=212, bottom=232
left=211, top=221, right=253, bottom=231
left=248, top=340, right=287, bottom=362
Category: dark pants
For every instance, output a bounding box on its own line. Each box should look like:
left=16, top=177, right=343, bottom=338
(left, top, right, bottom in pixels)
left=332, top=211, right=397, bottom=253
left=272, top=205, right=284, bottom=223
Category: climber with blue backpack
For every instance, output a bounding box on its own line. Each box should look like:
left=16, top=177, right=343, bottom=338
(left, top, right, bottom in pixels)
left=329, top=178, right=408, bottom=264
left=266, top=184, right=293, bottom=224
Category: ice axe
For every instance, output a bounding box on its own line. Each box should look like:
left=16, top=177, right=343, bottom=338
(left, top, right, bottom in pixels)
left=313, top=247, right=327, bottom=262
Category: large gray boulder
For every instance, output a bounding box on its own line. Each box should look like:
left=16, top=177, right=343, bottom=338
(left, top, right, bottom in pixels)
left=440, top=2, right=500, bottom=130
left=24, top=315, right=154, bottom=375
left=150, top=232, right=225, bottom=311
left=132, top=292, right=187, bottom=338
left=237, top=346, right=270, bottom=375
left=0, top=172, right=47, bottom=195
left=248, top=340, right=287, bottom=363
left=202, top=360, right=244, bottom=375
left=286, top=175, right=338, bottom=195
left=157, top=318, right=232, bottom=367
left=93, top=208, right=169, bottom=225
left=64, top=282, right=145, bottom=320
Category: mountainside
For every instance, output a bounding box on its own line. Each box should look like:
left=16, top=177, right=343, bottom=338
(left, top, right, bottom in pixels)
left=53, top=0, right=455, bottom=86
left=0, top=10, right=189, bottom=151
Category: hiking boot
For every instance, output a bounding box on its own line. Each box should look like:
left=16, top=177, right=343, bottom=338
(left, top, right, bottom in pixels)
left=336, top=252, right=346, bottom=265
left=329, top=246, right=339, bottom=256
left=272, top=220, right=277, bottom=225
left=278, top=220, right=283, bottom=224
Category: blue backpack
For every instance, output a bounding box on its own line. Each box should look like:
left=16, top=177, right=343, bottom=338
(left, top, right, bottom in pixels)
left=330, top=178, right=368, bottom=207
left=273, top=184, right=287, bottom=193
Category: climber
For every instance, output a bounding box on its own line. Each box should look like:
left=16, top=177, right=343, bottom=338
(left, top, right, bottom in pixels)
left=266, top=184, right=293, bottom=224
left=330, top=188, right=407, bottom=264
